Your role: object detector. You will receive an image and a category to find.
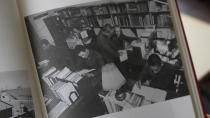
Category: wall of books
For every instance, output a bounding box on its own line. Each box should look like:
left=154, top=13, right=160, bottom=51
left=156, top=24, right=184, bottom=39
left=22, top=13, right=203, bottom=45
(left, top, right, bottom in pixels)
left=54, top=0, right=172, bottom=38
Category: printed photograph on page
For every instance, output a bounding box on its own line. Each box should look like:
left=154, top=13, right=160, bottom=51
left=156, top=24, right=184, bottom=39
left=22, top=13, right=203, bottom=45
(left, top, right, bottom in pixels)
left=24, top=0, right=189, bottom=118
left=0, top=70, right=35, bottom=118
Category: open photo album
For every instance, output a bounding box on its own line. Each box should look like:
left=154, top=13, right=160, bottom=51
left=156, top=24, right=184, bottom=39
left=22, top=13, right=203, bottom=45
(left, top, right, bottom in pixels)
left=0, top=0, right=208, bottom=118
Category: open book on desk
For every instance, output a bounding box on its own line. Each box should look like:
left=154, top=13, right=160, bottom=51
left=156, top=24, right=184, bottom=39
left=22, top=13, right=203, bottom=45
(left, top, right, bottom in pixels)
left=132, top=84, right=167, bottom=103
left=0, top=0, right=208, bottom=117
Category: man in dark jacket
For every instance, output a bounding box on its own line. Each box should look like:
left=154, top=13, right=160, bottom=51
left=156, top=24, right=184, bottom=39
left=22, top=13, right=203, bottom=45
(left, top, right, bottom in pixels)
left=136, top=54, right=179, bottom=100
left=96, top=24, right=119, bottom=63
left=112, top=25, right=137, bottom=50
left=74, top=45, right=104, bottom=91
left=111, top=26, right=142, bottom=79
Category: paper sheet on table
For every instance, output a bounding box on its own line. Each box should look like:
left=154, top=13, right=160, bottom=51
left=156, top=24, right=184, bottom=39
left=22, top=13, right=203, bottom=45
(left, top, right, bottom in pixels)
left=132, top=84, right=167, bottom=103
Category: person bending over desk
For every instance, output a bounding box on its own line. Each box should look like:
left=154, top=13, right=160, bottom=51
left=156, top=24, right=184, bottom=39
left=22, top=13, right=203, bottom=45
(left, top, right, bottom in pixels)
left=136, top=54, right=178, bottom=99
left=96, top=24, right=118, bottom=63
left=111, top=26, right=144, bottom=79
left=74, top=45, right=104, bottom=91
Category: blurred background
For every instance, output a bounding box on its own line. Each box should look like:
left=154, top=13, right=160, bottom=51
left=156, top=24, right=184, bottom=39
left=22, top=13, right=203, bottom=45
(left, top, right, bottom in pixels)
left=177, top=0, right=210, bottom=115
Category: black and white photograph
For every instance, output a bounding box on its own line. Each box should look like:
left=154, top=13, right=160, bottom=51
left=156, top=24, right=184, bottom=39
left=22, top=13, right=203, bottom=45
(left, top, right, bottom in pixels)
left=24, top=0, right=189, bottom=118
left=0, top=70, right=35, bottom=118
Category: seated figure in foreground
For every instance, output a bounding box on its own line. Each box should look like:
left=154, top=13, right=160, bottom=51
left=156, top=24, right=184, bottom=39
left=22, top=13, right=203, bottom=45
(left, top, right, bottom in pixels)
left=136, top=54, right=187, bottom=99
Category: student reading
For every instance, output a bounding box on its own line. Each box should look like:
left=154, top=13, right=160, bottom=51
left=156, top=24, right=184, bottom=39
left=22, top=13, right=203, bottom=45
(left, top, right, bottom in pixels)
left=136, top=54, right=188, bottom=99
left=74, top=45, right=104, bottom=91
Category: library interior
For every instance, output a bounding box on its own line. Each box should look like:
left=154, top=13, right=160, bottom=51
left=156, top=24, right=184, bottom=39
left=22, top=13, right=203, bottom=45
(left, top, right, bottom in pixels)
left=25, top=0, right=189, bottom=118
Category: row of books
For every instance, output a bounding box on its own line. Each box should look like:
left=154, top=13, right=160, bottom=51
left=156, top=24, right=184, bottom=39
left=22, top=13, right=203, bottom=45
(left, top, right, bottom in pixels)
left=157, top=14, right=171, bottom=27
left=129, top=14, right=155, bottom=27
left=56, top=1, right=169, bottom=18
left=113, top=15, right=130, bottom=27
left=126, top=3, right=148, bottom=13
left=86, top=16, right=114, bottom=27
left=59, top=14, right=170, bottom=29
left=54, top=1, right=170, bottom=28
left=92, top=6, right=109, bottom=15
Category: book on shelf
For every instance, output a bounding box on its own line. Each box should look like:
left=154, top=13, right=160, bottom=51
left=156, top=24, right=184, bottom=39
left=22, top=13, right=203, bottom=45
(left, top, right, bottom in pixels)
left=129, top=15, right=143, bottom=27
left=115, top=15, right=130, bottom=27
left=92, top=6, right=109, bottom=15
left=149, top=1, right=169, bottom=12
left=108, top=4, right=118, bottom=14
left=2, top=0, right=208, bottom=118
left=126, top=3, right=139, bottom=13
left=87, top=16, right=99, bottom=26
left=129, top=14, right=155, bottom=27
left=126, top=3, right=148, bottom=13
left=116, top=4, right=127, bottom=13
left=69, top=8, right=81, bottom=17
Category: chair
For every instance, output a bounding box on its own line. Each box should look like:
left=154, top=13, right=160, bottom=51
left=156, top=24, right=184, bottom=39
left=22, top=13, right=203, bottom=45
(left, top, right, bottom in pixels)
left=173, top=69, right=189, bottom=96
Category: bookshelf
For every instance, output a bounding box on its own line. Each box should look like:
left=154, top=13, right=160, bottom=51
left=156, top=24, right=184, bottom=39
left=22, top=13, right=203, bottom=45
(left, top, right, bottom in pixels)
left=54, top=0, right=172, bottom=32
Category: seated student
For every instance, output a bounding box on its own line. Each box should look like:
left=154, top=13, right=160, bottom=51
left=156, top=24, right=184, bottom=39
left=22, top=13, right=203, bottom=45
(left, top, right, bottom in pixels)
left=136, top=54, right=178, bottom=99
left=74, top=45, right=104, bottom=90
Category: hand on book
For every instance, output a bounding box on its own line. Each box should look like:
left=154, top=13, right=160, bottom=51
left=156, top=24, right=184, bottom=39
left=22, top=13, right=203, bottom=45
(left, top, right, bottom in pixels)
left=136, top=80, right=150, bottom=89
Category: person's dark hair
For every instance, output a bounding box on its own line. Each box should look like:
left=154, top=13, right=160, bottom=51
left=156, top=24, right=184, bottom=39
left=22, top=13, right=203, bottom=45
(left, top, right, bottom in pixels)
left=40, top=39, right=50, bottom=45
left=147, top=54, right=162, bottom=66
left=74, top=45, right=86, bottom=55
left=114, top=25, right=120, bottom=28
left=101, top=24, right=113, bottom=32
